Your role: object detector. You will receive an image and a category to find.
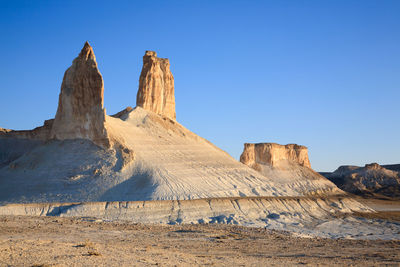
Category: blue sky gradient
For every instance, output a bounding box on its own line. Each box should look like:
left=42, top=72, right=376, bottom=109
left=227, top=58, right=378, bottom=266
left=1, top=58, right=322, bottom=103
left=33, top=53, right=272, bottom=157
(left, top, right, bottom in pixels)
left=0, top=0, right=399, bottom=171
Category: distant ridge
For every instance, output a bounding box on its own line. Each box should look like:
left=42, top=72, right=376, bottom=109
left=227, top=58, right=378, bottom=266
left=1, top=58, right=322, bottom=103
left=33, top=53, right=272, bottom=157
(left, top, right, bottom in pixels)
left=321, top=163, right=400, bottom=198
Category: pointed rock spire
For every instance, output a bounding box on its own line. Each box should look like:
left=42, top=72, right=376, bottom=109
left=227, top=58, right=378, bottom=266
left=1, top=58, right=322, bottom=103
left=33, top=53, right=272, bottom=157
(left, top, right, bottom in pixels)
left=50, top=42, right=110, bottom=147
left=136, top=51, right=176, bottom=120
left=78, top=41, right=96, bottom=61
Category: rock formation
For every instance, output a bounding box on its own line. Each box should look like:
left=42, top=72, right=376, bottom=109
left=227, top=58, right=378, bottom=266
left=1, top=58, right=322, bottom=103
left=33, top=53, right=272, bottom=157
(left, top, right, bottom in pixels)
left=240, top=143, right=311, bottom=170
left=49, top=42, right=110, bottom=148
left=111, top=106, right=133, bottom=119
left=0, top=119, right=54, bottom=141
left=136, top=51, right=176, bottom=120
left=382, top=164, right=400, bottom=172
left=0, top=43, right=345, bottom=202
left=239, top=142, right=341, bottom=196
left=0, top=128, right=10, bottom=134
left=321, top=163, right=400, bottom=198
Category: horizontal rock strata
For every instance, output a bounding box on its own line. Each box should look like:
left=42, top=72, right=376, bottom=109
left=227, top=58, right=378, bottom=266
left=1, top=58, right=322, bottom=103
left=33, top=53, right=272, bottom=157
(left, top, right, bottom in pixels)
left=0, top=196, right=371, bottom=226
left=239, top=142, right=342, bottom=196
left=240, top=143, right=311, bottom=170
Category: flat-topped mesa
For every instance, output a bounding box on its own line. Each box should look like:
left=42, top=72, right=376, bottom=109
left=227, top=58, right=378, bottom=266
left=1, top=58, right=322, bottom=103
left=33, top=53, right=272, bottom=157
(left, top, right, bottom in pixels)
left=50, top=42, right=110, bottom=148
left=240, top=143, right=311, bottom=170
left=136, top=51, right=176, bottom=120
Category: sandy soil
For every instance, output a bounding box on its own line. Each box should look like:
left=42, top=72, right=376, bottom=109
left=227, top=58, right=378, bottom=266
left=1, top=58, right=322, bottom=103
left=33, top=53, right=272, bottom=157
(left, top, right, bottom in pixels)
left=0, top=215, right=399, bottom=266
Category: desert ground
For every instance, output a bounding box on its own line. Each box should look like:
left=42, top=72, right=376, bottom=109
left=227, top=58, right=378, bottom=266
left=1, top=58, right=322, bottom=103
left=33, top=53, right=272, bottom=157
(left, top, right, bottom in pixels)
left=0, top=199, right=399, bottom=267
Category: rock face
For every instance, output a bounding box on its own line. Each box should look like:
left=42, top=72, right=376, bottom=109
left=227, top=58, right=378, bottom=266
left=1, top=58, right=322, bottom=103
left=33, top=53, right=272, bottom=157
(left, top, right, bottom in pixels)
left=111, top=106, right=133, bottom=119
left=50, top=42, right=110, bottom=147
left=383, top=164, right=400, bottom=172
left=136, top=51, right=176, bottom=120
left=0, top=43, right=345, bottom=203
left=0, top=120, right=54, bottom=141
left=240, top=143, right=311, bottom=170
left=239, top=142, right=341, bottom=196
left=322, top=163, right=400, bottom=198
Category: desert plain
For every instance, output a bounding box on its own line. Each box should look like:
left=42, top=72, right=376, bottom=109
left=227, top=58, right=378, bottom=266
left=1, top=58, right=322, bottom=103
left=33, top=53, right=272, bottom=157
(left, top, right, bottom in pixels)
left=0, top=201, right=399, bottom=267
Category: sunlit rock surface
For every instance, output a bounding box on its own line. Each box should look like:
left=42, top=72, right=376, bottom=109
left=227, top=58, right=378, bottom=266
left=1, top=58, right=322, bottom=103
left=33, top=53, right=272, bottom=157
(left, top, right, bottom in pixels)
left=136, top=51, right=176, bottom=120
left=50, top=41, right=110, bottom=148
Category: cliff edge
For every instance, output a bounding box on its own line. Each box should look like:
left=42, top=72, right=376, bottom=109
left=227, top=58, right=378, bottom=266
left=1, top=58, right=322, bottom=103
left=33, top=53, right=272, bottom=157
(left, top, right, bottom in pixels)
left=240, top=142, right=342, bottom=196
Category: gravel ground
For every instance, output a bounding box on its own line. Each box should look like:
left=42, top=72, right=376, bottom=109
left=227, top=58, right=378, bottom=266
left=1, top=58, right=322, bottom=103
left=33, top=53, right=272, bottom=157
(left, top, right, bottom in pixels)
left=0, top=215, right=399, bottom=266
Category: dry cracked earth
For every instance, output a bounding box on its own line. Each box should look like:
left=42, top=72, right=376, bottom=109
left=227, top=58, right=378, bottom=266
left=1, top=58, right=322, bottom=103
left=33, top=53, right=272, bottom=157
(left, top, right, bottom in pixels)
left=0, top=214, right=400, bottom=266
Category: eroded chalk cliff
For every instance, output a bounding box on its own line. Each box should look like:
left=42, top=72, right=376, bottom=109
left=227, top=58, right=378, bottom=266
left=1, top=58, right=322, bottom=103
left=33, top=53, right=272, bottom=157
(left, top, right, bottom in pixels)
left=239, top=142, right=341, bottom=196
left=136, top=51, right=176, bottom=120
left=49, top=42, right=110, bottom=148
left=0, top=43, right=345, bottom=202
left=240, top=143, right=311, bottom=170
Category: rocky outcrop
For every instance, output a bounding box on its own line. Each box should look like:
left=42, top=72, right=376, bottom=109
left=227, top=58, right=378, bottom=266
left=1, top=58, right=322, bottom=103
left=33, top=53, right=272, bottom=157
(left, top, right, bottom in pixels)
left=240, top=143, right=311, bottom=170
left=239, top=143, right=341, bottom=196
left=50, top=42, right=110, bottom=148
left=322, top=163, right=400, bottom=198
left=383, top=164, right=400, bottom=172
left=0, top=43, right=347, bottom=203
left=0, top=120, right=54, bottom=169
left=0, top=128, right=11, bottom=134
left=136, top=51, right=176, bottom=120
left=0, top=119, right=54, bottom=141
left=111, top=106, right=133, bottom=119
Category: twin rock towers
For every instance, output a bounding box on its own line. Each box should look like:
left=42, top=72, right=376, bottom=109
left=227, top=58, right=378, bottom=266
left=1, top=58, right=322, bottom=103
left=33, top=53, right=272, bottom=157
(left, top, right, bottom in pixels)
left=1, top=42, right=312, bottom=172
left=51, top=42, right=175, bottom=148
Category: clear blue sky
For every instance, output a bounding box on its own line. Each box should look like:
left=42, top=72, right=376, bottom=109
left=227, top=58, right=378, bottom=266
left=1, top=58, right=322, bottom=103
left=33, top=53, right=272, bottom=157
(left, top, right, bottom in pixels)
left=0, top=0, right=399, bottom=171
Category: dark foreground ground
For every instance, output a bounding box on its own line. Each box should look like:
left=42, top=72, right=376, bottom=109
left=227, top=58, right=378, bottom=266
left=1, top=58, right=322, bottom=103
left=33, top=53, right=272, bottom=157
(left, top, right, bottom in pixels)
left=0, top=213, right=400, bottom=267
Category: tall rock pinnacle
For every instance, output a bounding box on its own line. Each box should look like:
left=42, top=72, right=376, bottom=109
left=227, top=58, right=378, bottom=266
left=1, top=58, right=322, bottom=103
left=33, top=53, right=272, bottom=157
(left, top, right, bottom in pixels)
left=136, top=51, right=176, bottom=120
left=50, top=42, right=110, bottom=147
